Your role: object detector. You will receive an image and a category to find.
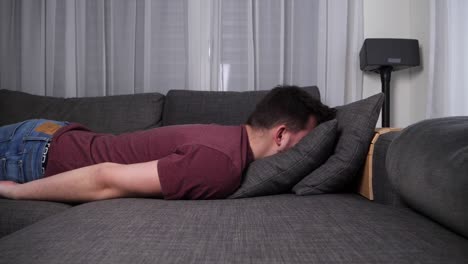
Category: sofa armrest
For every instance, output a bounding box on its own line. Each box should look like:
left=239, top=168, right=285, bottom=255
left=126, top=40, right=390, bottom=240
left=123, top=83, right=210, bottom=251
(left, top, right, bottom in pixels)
left=358, top=129, right=408, bottom=208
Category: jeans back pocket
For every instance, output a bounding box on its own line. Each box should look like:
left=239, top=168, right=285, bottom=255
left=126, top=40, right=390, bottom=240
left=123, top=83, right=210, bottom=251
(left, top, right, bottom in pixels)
left=0, top=121, right=28, bottom=182
left=0, top=122, right=25, bottom=143
left=0, top=155, right=24, bottom=182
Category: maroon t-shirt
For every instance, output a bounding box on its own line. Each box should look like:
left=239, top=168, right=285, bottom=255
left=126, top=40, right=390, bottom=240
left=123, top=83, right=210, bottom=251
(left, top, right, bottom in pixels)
left=45, top=124, right=254, bottom=199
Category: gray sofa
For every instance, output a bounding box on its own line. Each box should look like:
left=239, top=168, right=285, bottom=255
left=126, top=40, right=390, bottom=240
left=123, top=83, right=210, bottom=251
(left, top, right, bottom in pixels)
left=0, top=87, right=467, bottom=263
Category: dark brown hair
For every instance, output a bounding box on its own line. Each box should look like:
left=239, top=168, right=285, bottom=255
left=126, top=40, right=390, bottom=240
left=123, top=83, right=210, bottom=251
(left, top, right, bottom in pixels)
left=246, top=85, right=336, bottom=131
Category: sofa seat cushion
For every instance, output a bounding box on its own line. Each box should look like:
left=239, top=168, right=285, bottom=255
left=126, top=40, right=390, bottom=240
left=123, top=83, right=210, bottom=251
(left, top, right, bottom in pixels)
left=0, top=199, right=71, bottom=238
left=0, top=194, right=467, bottom=263
left=387, top=117, right=468, bottom=238
left=0, top=89, right=165, bottom=134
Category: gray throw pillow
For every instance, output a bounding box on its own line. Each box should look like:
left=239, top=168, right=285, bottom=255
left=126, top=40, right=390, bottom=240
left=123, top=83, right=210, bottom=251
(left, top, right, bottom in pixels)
left=387, top=117, right=468, bottom=238
left=293, top=93, right=384, bottom=195
left=229, top=119, right=338, bottom=199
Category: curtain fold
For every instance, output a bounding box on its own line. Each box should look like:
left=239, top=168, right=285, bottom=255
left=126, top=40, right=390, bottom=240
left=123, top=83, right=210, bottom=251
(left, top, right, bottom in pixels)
left=345, top=0, right=364, bottom=104
left=317, top=0, right=349, bottom=106
left=0, top=0, right=363, bottom=105
left=427, top=0, right=468, bottom=117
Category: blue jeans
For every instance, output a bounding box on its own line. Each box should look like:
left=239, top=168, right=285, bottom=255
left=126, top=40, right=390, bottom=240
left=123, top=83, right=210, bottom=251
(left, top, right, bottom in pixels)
left=0, top=119, right=68, bottom=183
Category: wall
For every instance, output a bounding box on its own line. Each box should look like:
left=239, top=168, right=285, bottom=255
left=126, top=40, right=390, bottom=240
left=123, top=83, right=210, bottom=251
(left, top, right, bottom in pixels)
left=362, top=0, right=430, bottom=127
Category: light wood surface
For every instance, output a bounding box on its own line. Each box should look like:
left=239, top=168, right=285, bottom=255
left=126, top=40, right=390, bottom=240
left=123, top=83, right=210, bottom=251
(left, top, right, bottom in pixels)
left=358, top=128, right=401, bottom=200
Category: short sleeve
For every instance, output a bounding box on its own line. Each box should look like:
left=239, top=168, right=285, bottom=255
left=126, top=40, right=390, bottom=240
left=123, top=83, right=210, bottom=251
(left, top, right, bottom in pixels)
left=157, top=144, right=241, bottom=200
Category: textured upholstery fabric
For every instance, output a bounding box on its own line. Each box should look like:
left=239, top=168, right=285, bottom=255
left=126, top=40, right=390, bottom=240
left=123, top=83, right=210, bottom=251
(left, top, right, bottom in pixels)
left=0, top=199, right=71, bottom=238
left=372, top=131, right=408, bottom=207
left=161, top=86, right=320, bottom=126
left=1, top=88, right=467, bottom=263
left=229, top=119, right=337, bottom=198
left=293, top=93, right=384, bottom=195
left=0, top=194, right=467, bottom=264
left=0, top=89, right=165, bottom=134
left=387, top=117, right=468, bottom=238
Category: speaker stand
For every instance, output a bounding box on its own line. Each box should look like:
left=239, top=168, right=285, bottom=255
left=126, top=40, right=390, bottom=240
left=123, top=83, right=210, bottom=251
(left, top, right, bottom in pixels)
left=379, top=66, right=393, bottom=127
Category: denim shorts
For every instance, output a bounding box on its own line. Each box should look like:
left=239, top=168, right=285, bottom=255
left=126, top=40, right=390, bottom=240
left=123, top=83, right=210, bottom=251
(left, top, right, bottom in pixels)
left=0, top=119, right=68, bottom=183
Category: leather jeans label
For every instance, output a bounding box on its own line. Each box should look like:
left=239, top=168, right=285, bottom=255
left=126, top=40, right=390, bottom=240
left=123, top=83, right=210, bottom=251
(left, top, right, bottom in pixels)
left=34, top=122, right=62, bottom=135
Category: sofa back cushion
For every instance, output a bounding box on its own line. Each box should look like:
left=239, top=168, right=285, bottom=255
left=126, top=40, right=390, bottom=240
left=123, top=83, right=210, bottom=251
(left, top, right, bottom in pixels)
left=0, top=89, right=165, bottom=134
left=162, top=86, right=320, bottom=126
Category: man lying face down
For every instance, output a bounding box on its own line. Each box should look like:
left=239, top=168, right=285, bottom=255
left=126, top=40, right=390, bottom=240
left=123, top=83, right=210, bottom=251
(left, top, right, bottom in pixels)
left=0, top=86, right=335, bottom=202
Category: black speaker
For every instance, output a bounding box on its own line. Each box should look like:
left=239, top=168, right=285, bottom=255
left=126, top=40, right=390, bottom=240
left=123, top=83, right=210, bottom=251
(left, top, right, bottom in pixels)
left=360, top=38, right=420, bottom=72
left=359, top=38, right=420, bottom=127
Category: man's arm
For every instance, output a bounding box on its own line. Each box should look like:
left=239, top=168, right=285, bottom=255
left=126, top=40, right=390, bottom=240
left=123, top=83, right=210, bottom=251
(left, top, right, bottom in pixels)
left=0, top=161, right=162, bottom=202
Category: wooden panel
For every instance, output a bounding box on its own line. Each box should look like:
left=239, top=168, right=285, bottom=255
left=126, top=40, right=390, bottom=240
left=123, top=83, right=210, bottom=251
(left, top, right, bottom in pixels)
left=358, top=128, right=402, bottom=200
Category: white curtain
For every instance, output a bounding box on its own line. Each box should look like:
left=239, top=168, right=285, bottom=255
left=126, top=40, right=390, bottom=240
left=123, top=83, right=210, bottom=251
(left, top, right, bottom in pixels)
left=427, top=0, right=468, bottom=117
left=0, top=0, right=363, bottom=106
left=209, top=0, right=363, bottom=106
left=0, top=0, right=187, bottom=97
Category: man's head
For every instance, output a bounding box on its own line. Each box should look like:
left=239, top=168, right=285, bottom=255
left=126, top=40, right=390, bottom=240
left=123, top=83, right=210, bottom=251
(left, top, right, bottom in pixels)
left=246, top=85, right=336, bottom=159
